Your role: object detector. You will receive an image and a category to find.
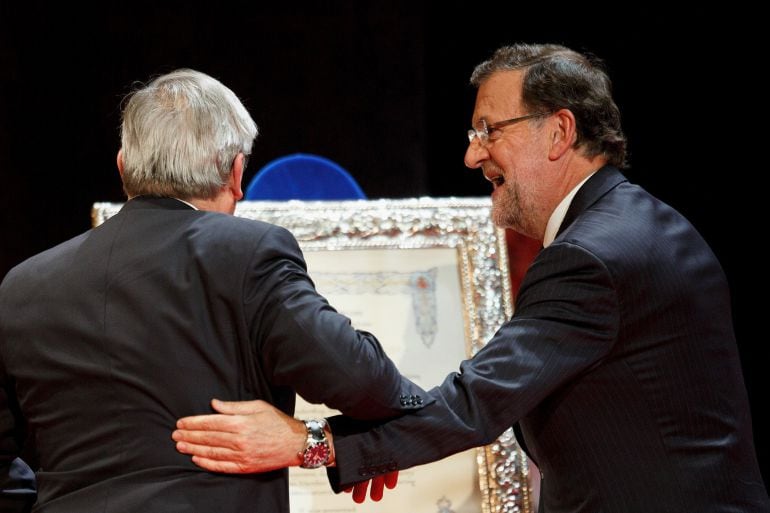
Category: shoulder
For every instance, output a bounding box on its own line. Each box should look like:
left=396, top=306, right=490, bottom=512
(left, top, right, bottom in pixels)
left=1, top=231, right=89, bottom=291
left=193, top=211, right=277, bottom=237
left=542, top=180, right=725, bottom=306
left=559, top=180, right=708, bottom=264
left=186, top=212, right=306, bottom=272
left=188, top=211, right=298, bottom=248
left=524, top=241, right=615, bottom=298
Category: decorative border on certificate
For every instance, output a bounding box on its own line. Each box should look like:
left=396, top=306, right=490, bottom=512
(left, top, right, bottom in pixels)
left=92, top=197, right=532, bottom=513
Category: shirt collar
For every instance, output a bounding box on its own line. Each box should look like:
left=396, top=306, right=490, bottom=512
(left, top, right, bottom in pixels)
left=173, top=198, right=198, bottom=210
left=542, top=172, right=596, bottom=248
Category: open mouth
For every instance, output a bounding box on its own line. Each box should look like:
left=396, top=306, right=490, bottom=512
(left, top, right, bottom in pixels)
left=483, top=165, right=505, bottom=188
left=485, top=173, right=505, bottom=189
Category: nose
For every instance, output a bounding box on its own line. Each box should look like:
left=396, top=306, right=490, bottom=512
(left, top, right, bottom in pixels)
left=464, top=139, right=488, bottom=169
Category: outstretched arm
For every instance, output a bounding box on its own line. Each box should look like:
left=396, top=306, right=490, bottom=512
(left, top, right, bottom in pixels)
left=173, top=398, right=397, bottom=502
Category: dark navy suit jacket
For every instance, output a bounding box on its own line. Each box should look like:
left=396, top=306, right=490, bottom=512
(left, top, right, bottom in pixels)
left=329, top=166, right=769, bottom=512
left=0, top=196, right=428, bottom=512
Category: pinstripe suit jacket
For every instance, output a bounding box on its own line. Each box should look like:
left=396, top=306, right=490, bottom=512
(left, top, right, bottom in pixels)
left=329, top=166, right=769, bottom=512
left=0, top=196, right=428, bottom=512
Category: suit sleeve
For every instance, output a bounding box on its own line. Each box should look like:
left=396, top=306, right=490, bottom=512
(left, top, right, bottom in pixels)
left=326, top=241, right=621, bottom=490
left=242, top=225, right=431, bottom=420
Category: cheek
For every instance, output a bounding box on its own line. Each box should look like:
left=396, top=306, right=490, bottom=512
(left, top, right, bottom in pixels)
left=491, top=144, right=538, bottom=184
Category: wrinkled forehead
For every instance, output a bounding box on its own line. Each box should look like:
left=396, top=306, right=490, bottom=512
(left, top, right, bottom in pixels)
left=472, top=70, right=525, bottom=125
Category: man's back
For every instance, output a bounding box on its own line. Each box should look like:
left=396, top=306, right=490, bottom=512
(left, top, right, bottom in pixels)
left=1, top=197, right=290, bottom=511
left=1, top=196, right=425, bottom=511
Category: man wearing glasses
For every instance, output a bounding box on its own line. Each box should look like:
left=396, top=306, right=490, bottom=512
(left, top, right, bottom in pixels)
left=173, top=44, right=769, bottom=512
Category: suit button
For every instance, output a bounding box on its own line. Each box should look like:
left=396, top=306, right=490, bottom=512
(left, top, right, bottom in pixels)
left=415, top=396, right=423, bottom=405
left=399, top=394, right=409, bottom=406
left=358, top=467, right=368, bottom=476
left=388, top=462, right=397, bottom=471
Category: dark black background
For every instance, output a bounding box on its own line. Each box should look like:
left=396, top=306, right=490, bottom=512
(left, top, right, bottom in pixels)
left=1, top=2, right=765, bottom=487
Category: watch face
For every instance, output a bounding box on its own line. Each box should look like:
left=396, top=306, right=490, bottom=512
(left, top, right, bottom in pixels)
left=303, top=442, right=330, bottom=468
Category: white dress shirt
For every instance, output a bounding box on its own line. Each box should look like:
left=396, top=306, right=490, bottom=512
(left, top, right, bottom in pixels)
left=542, top=172, right=596, bottom=248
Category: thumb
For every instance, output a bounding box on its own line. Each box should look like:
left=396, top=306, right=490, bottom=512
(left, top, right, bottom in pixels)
left=211, top=398, right=266, bottom=415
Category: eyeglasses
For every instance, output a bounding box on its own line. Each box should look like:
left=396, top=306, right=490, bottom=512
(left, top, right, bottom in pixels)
left=467, top=112, right=550, bottom=146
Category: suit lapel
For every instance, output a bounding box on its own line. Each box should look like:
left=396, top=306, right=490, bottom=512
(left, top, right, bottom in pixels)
left=555, top=165, right=627, bottom=239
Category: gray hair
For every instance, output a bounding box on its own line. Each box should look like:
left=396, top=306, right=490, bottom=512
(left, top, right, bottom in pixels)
left=120, top=69, right=258, bottom=199
left=471, top=44, right=627, bottom=168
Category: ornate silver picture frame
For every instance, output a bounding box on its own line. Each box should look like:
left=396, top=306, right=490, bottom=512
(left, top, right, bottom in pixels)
left=91, top=197, right=532, bottom=513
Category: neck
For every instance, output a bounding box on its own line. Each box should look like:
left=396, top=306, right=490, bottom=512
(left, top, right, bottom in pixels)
left=185, top=186, right=237, bottom=214
left=530, top=154, right=607, bottom=241
left=561, top=154, right=607, bottom=196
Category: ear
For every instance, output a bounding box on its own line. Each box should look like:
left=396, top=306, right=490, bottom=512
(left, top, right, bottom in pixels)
left=116, top=149, right=125, bottom=177
left=229, top=153, right=245, bottom=201
left=547, top=109, right=577, bottom=161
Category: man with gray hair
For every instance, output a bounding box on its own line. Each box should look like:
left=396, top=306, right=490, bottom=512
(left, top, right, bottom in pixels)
left=0, top=69, right=427, bottom=512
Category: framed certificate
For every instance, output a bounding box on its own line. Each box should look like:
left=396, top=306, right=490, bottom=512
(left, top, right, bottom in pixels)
left=92, top=197, right=533, bottom=513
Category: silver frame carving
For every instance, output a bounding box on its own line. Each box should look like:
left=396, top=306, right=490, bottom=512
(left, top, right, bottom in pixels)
left=92, top=197, right=532, bottom=513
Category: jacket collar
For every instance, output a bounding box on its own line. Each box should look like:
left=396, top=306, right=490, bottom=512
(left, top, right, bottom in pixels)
left=555, top=165, right=627, bottom=239
left=119, top=195, right=196, bottom=212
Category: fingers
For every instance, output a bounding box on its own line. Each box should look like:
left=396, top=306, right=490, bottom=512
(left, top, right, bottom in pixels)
left=174, top=439, right=258, bottom=474
left=172, top=428, right=240, bottom=449
left=190, top=455, right=251, bottom=474
left=384, top=470, right=399, bottom=489
left=176, top=399, right=266, bottom=430
left=174, top=439, right=238, bottom=460
left=176, top=413, right=240, bottom=431
left=174, top=399, right=302, bottom=474
left=347, top=474, right=396, bottom=503
left=369, top=476, right=385, bottom=501
left=211, top=398, right=267, bottom=415
left=351, top=480, right=369, bottom=504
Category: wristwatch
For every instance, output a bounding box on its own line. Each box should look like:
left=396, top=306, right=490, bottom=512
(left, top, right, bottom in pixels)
left=298, top=418, right=331, bottom=469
